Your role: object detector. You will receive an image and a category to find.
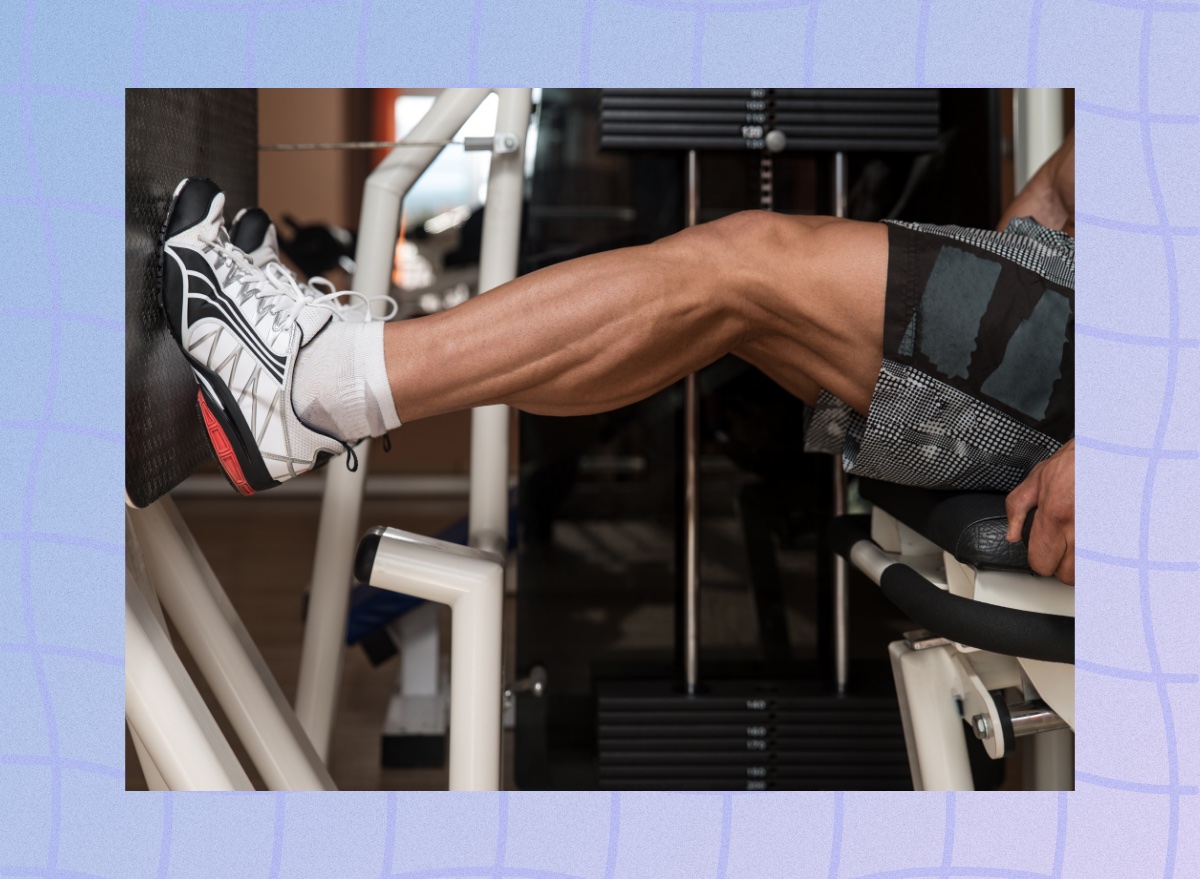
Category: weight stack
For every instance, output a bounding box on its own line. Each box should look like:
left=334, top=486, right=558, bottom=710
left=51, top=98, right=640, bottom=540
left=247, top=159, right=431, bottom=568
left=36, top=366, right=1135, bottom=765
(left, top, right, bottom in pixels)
left=596, top=677, right=912, bottom=791
left=599, top=88, right=940, bottom=153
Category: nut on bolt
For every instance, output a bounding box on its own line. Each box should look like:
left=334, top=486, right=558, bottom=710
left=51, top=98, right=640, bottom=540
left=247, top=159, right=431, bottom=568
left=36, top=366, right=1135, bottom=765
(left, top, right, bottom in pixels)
left=971, top=713, right=992, bottom=740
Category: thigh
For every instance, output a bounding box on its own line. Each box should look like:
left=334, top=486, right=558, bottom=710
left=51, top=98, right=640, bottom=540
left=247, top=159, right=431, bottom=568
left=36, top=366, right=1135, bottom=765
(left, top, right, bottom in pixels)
left=732, top=214, right=890, bottom=414
left=814, top=218, right=1075, bottom=491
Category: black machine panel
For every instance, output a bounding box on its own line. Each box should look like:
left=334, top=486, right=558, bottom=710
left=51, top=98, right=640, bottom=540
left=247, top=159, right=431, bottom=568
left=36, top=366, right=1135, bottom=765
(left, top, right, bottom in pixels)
left=516, top=89, right=1003, bottom=791
left=600, top=89, right=940, bottom=153
left=125, top=89, right=258, bottom=507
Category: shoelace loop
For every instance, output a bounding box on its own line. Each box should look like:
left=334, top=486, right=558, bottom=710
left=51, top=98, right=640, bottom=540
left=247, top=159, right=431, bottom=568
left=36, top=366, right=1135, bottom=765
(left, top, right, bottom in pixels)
left=265, top=263, right=399, bottom=323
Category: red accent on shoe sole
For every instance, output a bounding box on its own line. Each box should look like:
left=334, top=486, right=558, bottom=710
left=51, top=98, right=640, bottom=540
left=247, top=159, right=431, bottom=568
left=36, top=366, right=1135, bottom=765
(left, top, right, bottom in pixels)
left=197, top=389, right=255, bottom=496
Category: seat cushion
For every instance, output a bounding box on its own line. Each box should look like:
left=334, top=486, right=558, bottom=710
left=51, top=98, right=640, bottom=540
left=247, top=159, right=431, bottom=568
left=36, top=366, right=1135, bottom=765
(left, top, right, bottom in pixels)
left=859, top=478, right=1030, bottom=571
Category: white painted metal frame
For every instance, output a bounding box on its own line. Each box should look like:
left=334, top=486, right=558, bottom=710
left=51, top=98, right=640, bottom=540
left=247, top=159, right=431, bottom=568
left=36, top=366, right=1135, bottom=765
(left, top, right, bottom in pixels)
left=126, top=554, right=254, bottom=791
left=295, top=87, right=494, bottom=758
left=128, top=498, right=336, bottom=790
left=358, top=528, right=505, bottom=790
left=293, top=87, right=529, bottom=781
left=126, top=89, right=530, bottom=791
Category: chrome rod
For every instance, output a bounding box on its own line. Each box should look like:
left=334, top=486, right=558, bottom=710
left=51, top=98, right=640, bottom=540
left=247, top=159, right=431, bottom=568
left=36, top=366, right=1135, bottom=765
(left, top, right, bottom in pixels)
left=832, top=150, right=849, bottom=694
left=684, top=149, right=701, bottom=696
left=1009, top=701, right=1070, bottom=738
left=260, top=140, right=456, bottom=151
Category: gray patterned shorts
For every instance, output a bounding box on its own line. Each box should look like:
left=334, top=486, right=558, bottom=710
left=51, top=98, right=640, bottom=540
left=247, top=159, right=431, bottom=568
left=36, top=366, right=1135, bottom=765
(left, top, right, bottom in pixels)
left=804, top=217, right=1074, bottom=492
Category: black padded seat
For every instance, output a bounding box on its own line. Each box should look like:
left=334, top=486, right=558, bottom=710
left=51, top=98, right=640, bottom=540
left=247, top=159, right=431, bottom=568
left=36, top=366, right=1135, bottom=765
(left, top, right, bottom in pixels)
left=858, top=479, right=1030, bottom=572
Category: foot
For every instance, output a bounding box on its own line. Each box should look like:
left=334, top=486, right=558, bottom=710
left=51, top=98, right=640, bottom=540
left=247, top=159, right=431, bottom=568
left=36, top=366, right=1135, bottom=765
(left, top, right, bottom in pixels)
left=230, top=207, right=397, bottom=323
left=159, top=177, right=351, bottom=495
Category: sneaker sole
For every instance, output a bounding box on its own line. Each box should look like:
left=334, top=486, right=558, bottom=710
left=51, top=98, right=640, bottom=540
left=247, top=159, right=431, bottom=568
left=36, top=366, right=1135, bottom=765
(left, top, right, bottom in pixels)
left=158, top=179, right=280, bottom=496
left=196, top=388, right=256, bottom=496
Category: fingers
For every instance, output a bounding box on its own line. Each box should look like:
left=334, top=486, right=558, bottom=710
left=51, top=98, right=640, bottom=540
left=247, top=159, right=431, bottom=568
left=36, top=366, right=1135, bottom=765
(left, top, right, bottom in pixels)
left=1027, top=516, right=1068, bottom=580
left=1055, top=547, right=1075, bottom=586
left=1005, top=468, right=1041, bottom=542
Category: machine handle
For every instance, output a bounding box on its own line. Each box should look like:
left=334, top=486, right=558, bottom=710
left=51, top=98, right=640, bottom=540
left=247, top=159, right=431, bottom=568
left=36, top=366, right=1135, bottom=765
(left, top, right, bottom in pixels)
left=878, top=563, right=1073, bottom=665
left=830, top=515, right=1073, bottom=665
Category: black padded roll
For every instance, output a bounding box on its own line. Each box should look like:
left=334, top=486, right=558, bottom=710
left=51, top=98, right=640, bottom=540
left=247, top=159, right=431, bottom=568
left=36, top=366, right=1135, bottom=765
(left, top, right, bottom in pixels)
left=125, top=89, right=257, bottom=507
left=878, top=563, right=1074, bottom=664
left=858, top=478, right=1032, bottom=571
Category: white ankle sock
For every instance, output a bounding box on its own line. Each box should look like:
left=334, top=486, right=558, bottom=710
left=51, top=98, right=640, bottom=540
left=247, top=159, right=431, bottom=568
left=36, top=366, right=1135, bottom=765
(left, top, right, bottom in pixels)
left=292, top=321, right=401, bottom=442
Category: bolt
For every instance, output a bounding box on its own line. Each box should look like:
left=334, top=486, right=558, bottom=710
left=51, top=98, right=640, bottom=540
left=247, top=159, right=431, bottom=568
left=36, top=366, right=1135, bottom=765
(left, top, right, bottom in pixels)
left=972, top=714, right=992, bottom=740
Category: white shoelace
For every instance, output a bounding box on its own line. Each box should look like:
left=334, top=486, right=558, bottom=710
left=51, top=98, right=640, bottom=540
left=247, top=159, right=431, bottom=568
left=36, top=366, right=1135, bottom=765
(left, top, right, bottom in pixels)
left=263, top=261, right=398, bottom=323
left=209, top=231, right=322, bottom=334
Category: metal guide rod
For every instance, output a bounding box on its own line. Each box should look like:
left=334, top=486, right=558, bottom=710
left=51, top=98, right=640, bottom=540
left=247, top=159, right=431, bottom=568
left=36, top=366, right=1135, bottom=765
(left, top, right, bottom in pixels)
left=260, top=135, right=518, bottom=153
left=832, top=150, right=850, bottom=695
left=261, top=140, right=457, bottom=151
left=684, top=149, right=701, bottom=695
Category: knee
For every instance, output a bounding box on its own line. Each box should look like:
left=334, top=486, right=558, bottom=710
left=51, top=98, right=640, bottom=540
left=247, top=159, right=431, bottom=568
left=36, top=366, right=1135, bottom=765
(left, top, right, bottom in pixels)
left=691, top=210, right=790, bottom=253
left=663, top=210, right=793, bottom=290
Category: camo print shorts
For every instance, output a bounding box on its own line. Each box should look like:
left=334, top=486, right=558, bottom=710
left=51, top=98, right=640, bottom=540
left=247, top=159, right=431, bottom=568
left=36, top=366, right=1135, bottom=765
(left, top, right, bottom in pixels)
left=804, top=217, right=1074, bottom=492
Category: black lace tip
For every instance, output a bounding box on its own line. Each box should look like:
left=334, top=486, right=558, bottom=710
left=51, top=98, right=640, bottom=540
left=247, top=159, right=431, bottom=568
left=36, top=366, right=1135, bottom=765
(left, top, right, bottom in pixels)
left=381, top=432, right=392, bottom=453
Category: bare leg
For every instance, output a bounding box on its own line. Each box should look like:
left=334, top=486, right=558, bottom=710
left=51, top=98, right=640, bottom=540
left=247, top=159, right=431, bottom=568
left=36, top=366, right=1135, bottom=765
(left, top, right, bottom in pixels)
left=384, top=211, right=887, bottom=423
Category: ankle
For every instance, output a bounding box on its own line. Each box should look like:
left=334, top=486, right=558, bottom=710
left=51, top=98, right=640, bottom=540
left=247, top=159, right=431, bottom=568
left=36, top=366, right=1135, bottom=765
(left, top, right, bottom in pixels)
left=292, top=321, right=401, bottom=442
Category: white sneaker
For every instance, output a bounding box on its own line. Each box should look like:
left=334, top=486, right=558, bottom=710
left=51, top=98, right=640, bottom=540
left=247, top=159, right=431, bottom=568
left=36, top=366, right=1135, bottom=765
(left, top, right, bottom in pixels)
left=159, top=177, right=353, bottom=495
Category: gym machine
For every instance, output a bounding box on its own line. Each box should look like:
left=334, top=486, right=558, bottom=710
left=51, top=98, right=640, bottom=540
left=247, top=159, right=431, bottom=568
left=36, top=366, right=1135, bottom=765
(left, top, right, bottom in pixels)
left=126, top=88, right=532, bottom=790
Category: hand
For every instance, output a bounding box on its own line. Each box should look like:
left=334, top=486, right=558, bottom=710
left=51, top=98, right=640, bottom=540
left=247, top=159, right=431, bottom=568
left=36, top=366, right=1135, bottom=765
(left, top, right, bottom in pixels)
left=1005, top=439, right=1075, bottom=585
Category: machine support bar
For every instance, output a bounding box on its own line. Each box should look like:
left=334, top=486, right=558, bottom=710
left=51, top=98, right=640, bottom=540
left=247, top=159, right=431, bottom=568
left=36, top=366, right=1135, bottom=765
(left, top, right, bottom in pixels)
left=470, top=88, right=532, bottom=556
left=129, top=500, right=334, bottom=790
left=126, top=559, right=254, bottom=791
left=295, top=88, right=491, bottom=756
left=357, top=528, right=504, bottom=790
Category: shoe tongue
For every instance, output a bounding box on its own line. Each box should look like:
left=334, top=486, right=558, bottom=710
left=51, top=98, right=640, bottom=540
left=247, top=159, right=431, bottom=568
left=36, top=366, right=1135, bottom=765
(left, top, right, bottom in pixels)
left=203, top=192, right=226, bottom=240
left=230, top=208, right=278, bottom=263
left=248, top=223, right=282, bottom=268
